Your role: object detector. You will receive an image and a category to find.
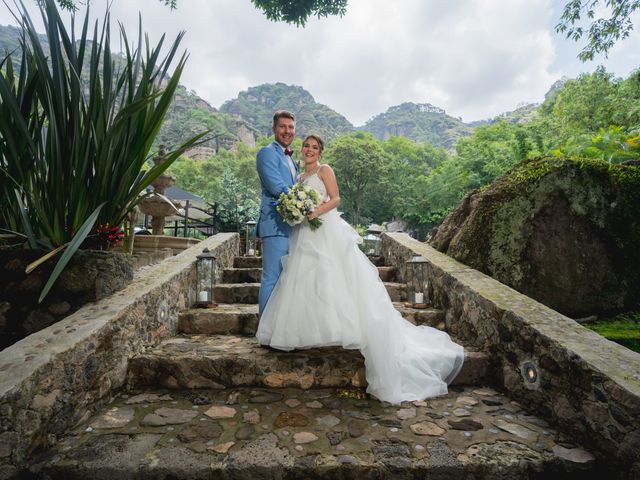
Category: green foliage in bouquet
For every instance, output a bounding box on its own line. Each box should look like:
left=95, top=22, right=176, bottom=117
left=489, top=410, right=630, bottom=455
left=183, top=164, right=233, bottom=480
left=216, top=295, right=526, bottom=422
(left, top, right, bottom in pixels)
left=276, top=183, right=322, bottom=230
left=0, top=0, right=207, bottom=301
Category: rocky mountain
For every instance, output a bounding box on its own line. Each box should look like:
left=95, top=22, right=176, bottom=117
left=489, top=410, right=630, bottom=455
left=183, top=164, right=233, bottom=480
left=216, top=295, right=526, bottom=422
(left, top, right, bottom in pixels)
left=1, top=24, right=567, bottom=154
left=468, top=103, right=540, bottom=128
left=157, top=85, right=260, bottom=157
left=359, top=102, right=473, bottom=149
left=0, top=24, right=31, bottom=56
left=220, top=83, right=354, bottom=140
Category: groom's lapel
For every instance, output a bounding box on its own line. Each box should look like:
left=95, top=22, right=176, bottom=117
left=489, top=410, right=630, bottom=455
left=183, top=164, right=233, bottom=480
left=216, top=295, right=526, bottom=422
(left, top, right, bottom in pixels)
left=273, top=141, right=296, bottom=183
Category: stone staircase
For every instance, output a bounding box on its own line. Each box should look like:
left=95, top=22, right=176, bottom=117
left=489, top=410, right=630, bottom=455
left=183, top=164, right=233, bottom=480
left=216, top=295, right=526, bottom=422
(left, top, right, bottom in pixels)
left=34, top=256, right=601, bottom=479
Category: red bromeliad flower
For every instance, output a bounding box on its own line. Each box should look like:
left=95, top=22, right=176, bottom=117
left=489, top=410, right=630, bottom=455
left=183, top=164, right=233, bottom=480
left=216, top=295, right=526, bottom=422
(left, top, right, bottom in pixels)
left=95, top=223, right=124, bottom=250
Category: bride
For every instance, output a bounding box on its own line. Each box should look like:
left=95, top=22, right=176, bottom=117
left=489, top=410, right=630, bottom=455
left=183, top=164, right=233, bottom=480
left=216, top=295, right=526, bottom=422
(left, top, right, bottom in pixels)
left=256, top=134, right=464, bottom=404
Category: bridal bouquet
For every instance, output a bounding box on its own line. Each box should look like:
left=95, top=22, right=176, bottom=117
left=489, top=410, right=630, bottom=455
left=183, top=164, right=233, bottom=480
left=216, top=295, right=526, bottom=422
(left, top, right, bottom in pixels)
left=277, top=184, right=323, bottom=230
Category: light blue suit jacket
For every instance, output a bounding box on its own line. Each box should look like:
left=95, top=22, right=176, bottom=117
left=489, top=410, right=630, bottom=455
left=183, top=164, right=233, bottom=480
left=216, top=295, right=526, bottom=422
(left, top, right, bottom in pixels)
left=256, top=141, right=298, bottom=238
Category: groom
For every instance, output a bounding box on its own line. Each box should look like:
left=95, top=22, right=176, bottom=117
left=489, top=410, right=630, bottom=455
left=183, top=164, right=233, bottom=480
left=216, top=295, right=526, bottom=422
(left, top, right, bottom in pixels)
left=255, top=110, right=298, bottom=317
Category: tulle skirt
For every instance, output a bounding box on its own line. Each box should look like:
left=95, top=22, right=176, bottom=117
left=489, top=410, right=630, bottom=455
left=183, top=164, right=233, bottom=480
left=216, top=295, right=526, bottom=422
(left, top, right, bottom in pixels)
left=256, top=209, right=464, bottom=404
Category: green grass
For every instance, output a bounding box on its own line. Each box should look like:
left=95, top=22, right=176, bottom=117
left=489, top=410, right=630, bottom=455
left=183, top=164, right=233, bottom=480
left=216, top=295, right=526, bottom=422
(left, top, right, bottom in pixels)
left=587, top=312, right=640, bottom=353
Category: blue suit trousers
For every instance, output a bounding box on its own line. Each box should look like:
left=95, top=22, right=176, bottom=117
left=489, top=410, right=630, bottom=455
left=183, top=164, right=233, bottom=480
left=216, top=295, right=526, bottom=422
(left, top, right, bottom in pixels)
left=259, top=236, right=289, bottom=317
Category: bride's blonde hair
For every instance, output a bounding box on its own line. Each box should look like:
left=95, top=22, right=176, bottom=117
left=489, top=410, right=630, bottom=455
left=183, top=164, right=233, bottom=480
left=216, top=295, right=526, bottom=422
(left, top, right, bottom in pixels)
left=303, top=134, right=325, bottom=153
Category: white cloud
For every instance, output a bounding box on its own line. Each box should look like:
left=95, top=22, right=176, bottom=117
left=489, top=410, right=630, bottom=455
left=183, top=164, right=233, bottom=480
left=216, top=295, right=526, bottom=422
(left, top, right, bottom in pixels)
left=1, top=0, right=638, bottom=125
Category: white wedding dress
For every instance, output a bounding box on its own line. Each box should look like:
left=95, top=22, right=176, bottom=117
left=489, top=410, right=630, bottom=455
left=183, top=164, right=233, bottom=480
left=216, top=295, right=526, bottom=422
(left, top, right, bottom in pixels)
left=256, top=170, right=464, bottom=403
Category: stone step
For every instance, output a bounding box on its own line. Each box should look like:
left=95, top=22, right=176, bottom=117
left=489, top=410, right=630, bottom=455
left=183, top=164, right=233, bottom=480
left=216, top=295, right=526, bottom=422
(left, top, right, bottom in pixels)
left=214, top=282, right=407, bottom=304
left=179, top=304, right=259, bottom=335
left=383, top=282, right=407, bottom=302
left=37, top=385, right=600, bottom=480
left=367, top=254, right=386, bottom=266
left=222, top=265, right=395, bottom=284
left=178, top=303, right=444, bottom=336
left=377, top=266, right=396, bottom=282
left=213, top=283, right=260, bottom=304
left=128, top=335, right=488, bottom=391
left=222, top=267, right=263, bottom=283
left=233, top=256, right=262, bottom=268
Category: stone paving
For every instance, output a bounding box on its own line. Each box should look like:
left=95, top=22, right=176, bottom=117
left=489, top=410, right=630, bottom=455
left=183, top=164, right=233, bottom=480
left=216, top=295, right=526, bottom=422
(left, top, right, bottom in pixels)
left=33, top=385, right=600, bottom=479
left=24, top=254, right=605, bottom=479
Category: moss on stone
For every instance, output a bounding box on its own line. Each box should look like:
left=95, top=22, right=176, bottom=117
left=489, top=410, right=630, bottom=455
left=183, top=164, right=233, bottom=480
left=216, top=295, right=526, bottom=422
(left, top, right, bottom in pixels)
left=435, top=156, right=640, bottom=316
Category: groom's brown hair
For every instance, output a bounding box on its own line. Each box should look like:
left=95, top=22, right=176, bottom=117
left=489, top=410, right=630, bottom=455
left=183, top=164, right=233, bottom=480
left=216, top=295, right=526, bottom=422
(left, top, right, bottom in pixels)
left=272, top=110, right=295, bottom=128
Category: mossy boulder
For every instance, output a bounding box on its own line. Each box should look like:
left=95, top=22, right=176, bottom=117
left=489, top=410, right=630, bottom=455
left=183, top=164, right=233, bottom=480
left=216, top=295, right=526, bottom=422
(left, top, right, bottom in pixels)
left=430, top=157, right=640, bottom=317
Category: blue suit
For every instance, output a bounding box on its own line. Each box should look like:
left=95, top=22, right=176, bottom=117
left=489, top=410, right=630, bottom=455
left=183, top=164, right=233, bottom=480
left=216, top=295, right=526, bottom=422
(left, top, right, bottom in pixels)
left=256, top=141, right=298, bottom=316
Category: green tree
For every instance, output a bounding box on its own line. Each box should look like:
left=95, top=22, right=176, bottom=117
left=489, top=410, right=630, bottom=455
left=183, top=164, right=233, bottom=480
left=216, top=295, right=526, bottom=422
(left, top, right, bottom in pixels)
left=52, top=0, right=348, bottom=25
left=556, top=0, right=640, bottom=60
left=216, top=170, right=260, bottom=232
left=323, top=132, right=388, bottom=226
left=541, top=67, right=627, bottom=143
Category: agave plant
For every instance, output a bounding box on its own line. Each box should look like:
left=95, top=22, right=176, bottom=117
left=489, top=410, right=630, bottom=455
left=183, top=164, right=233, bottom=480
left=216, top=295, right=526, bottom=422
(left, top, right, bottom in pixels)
left=0, top=0, right=207, bottom=301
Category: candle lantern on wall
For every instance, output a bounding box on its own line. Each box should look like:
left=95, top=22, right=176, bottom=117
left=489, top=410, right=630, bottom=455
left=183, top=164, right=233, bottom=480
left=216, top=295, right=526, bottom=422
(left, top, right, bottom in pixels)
left=406, top=255, right=428, bottom=308
left=245, top=220, right=257, bottom=256
left=196, top=248, right=217, bottom=308
left=362, top=224, right=383, bottom=256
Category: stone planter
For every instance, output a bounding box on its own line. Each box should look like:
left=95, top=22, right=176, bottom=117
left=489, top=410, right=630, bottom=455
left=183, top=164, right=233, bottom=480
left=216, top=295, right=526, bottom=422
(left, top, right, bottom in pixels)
left=0, top=248, right=134, bottom=349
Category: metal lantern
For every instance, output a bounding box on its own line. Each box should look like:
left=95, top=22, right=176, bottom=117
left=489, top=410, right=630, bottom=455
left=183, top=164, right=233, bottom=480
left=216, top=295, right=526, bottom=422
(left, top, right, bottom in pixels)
left=406, top=255, right=428, bottom=308
left=245, top=220, right=257, bottom=256
left=362, top=224, right=383, bottom=256
left=196, top=248, right=217, bottom=308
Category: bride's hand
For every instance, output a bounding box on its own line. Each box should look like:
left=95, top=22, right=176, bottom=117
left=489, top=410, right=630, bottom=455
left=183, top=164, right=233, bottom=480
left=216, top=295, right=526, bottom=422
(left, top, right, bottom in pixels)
left=308, top=209, right=319, bottom=220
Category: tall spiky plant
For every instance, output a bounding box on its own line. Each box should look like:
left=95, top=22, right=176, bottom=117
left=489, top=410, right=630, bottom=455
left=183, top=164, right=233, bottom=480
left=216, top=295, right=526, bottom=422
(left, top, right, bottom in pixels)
left=0, top=0, right=207, bottom=301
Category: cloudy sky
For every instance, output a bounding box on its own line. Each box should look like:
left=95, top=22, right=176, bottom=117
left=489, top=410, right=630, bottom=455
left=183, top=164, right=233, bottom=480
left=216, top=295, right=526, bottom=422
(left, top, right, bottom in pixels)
left=1, top=0, right=638, bottom=125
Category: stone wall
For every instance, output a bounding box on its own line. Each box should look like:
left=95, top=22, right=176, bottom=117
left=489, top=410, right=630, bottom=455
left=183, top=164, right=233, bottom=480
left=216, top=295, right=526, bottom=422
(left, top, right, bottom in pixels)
left=0, top=249, right=135, bottom=348
left=382, top=232, right=640, bottom=470
left=0, top=233, right=239, bottom=475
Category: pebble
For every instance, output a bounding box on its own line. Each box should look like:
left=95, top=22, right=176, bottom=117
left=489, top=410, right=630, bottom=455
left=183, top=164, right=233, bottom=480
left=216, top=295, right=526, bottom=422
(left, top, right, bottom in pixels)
left=452, top=408, right=472, bottom=417
left=493, top=419, right=537, bottom=440
left=448, top=418, right=483, bottom=431
left=249, top=390, right=284, bottom=404
left=463, top=432, right=472, bottom=437
left=396, top=407, right=417, bottom=420
left=389, top=427, right=399, bottom=433
left=410, top=421, right=446, bottom=436
left=305, top=401, right=323, bottom=409
left=415, top=444, right=425, bottom=451
left=552, top=445, right=595, bottom=463
left=234, top=425, right=255, bottom=441
left=456, top=396, right=479, bottom=407
left=225, top=392, right=240, bottom=405
left=316, top=415, right=341, bottom=429
left=295, top=445, right=304, bottom=452
left=274, top=412, right=309, bottom=428
left=339, top=455, right=357, bottom=464
left=243, top=409, right=261, bottom=425
left=210, top=441, right=235, bottom=454
left=285, top=399, right=301, bottom=408
left=204, top=406, right=237, bottom=420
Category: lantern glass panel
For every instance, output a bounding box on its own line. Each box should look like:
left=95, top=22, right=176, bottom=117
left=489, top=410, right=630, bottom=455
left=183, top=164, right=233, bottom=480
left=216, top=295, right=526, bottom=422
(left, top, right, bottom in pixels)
left=362, top=234, right=381, bottom=256
left=406, top=256, right=427, bottom=306
left=245, top=220, right=257, bottom=255
left=196, top=249, right=217, bottom=306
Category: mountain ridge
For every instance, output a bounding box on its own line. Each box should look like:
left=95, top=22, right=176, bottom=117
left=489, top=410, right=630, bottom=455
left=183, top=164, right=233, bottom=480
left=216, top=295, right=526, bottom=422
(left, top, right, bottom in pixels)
left=0, top=23, right=550, bottom=153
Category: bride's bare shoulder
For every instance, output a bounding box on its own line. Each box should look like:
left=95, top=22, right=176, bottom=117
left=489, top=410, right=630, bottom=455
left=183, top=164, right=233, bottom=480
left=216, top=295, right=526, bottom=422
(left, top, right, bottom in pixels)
left=318, top=164, right=335, bottom=177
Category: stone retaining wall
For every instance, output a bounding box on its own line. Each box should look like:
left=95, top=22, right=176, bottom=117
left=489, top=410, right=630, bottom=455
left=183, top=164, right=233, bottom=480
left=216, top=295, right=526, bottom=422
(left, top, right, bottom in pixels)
left=0, top=233, right=239, bottom=475
left=382, top=232, right=640, bottom=470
